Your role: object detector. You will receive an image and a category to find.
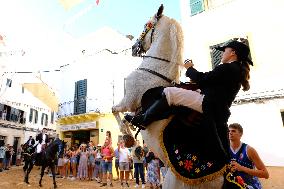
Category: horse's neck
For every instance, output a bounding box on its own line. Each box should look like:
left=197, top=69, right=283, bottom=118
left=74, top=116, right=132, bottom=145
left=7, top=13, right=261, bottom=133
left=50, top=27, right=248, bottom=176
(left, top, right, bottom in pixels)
left=46, top=144, right=57, bottom=157
left=143, top=30, right=181, bottom=82
left=144, top=43, right=180, bottom=82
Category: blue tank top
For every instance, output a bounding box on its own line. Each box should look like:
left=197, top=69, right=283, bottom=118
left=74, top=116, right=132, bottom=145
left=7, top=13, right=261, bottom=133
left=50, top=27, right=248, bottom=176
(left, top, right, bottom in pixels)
left=229, top=143, right=262, bottom=189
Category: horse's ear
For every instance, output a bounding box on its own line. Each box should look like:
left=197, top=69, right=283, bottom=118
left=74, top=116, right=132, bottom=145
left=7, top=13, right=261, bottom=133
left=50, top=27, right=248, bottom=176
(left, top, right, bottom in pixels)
left=156, top=4, right=164, bottom=19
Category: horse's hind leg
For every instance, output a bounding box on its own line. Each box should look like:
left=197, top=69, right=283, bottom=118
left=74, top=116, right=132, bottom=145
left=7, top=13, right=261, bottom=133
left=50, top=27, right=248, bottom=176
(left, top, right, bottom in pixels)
left=39, top=165, right=45, bottom=187
left=50, top=164, right=57, bottom=188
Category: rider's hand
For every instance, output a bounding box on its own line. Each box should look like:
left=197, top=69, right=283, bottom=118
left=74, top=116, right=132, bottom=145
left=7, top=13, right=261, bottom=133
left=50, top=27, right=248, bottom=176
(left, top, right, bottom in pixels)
left=184, top=59, right=194, bottom=69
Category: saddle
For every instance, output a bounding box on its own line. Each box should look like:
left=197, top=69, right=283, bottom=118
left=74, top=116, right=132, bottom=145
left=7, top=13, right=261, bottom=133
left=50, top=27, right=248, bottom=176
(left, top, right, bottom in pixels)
left=140, top=85, right=230, bottom=185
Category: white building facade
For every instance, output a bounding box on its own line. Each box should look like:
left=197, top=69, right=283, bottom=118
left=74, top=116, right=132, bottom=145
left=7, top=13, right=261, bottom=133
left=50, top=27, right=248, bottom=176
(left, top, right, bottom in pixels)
left=0, top=41, right=57, bottom=153
left=180, top=0, right=284, bottom=166
left=58, top=27, right=140, bottom=117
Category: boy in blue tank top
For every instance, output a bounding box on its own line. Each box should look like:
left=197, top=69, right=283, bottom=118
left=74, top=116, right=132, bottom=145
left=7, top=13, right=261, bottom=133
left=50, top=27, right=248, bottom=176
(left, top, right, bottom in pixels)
left=229, top=123, right=269, bottom=189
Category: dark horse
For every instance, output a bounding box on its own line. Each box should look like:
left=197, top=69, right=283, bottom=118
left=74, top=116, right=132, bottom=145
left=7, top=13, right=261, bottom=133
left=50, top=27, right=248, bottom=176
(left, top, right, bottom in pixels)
left=23, top=139, right=65, bottom=188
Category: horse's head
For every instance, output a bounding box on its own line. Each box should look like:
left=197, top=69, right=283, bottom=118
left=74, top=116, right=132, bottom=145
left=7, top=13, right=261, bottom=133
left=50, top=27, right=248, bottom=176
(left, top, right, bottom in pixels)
left=132, top=4, right=164, bottom=57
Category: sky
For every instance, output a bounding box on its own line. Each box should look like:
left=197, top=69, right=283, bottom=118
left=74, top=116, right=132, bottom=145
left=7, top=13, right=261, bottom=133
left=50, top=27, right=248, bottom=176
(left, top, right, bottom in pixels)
left=0, top=0, right=181, bottom=44
left=0, top=0, right=182, bottom=73
left=0, top=0, right=183, bottom=112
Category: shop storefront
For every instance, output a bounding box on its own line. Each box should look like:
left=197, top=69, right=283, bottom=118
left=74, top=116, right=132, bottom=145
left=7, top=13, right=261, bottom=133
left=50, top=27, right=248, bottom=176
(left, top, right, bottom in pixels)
left=57, top=113, right=101, bottom=147
left=60, top=122, right=99, bottom=146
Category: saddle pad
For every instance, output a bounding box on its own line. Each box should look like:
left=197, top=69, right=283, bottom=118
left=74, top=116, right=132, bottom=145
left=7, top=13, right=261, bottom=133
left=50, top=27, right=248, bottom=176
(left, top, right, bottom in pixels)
left=161, top=114, right=227, bottom=185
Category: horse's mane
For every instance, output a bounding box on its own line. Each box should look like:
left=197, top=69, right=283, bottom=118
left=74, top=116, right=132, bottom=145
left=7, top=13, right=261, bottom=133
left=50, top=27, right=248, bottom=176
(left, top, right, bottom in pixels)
left=144, top=15, right=184, bottom=83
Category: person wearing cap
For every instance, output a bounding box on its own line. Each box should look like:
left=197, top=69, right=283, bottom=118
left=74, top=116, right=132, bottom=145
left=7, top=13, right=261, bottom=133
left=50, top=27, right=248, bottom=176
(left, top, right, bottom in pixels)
left=124, top=40, right=253, bottom=131
left=229, top=123, right=269, bottom=188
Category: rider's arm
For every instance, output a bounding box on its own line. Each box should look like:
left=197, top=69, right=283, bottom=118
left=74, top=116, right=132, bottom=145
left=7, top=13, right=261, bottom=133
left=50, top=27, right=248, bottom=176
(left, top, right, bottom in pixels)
left=186, top=63, right=232, bottom=86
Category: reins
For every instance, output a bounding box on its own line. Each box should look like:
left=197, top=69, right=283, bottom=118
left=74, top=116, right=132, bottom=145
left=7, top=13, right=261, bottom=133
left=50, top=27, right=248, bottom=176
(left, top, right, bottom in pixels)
left=137, top=67, right=177, bottom=86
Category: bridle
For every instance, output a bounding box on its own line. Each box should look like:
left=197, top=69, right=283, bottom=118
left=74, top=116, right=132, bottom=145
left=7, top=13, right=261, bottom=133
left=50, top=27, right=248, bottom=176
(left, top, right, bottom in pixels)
left=133, top=11, right=178, bottom=86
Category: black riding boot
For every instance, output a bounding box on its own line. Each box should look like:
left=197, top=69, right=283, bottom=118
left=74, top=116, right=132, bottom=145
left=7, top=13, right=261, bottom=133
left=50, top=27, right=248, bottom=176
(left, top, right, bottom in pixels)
left=124, top=93, right=170, bottom=129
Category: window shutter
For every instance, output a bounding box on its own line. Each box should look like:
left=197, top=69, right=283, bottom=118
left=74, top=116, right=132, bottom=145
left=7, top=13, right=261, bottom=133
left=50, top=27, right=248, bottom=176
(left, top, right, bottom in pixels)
left=6, top=79, right=12, bottom=87
left=210, top=38, right=251, bottom=69
left=45, top=114, right=48, bottom=126
left=29, top=108, right=33, bottom=122
left=35, top=110, right=38, bottom=124
left=41, top=113, right=44, bottom=125
left=210, top=44, right=224, bottom=69
left=50, top=111, right=54, bottom=124
left=189, top=0, right=204, bottom=16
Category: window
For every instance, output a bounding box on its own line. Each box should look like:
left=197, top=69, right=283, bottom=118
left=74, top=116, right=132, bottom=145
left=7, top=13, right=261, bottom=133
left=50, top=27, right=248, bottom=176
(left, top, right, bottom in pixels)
left=29, top=108, right=33, bottom=122
left=189, top=0, right=205, bottom=16
left=35, top=110, right=38, bottom=124
left=6, top=79, right=12, bottom=87
left=50, top=111, right=54, bottom=124
left=281, top=111, right=284, bottom=127
left=41, top=113, right=48, bottom=126
left=209, top=38, right=251, bottom=69
left=29, top=108, right=38, bottom=123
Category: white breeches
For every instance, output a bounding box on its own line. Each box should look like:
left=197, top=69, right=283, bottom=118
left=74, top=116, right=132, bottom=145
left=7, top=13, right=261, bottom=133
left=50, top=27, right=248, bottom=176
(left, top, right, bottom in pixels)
left=36, top=143, right=46, bottom=153
left=36, top=143, right=42, bottom=153
left=163, top=87, right=204, bottom=113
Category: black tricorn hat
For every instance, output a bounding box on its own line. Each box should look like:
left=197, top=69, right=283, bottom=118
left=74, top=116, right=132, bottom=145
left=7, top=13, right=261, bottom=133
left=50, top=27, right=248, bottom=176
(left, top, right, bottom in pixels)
left=215, top=40, right=253, bottom=66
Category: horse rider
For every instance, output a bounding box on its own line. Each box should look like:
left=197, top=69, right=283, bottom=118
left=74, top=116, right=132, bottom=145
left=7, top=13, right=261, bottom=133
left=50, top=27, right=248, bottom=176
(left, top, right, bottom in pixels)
left=26, top=136, right=35, bottom=146
left=25, top=136, right=35, bottom=153
left=34, top=128, right=49, bottom=164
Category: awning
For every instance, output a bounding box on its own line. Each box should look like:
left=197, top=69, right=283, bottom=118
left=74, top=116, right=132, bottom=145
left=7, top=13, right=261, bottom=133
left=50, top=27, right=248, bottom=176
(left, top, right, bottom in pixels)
left=22, top=83, right=59, bottom=111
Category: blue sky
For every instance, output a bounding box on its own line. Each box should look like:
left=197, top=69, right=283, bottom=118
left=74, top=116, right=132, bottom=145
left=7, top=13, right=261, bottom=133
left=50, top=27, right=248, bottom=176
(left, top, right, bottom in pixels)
left=63, top=0, right=182, bottom=37
left=0, top=0, right=182, bottom=72
left=1, top=0, right=181, bottom=40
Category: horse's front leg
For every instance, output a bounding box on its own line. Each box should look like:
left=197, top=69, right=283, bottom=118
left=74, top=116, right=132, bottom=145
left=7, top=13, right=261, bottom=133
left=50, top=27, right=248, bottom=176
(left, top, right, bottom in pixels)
left=39, top=165, right=45, bottom=187
left=24, top=160, right=33, bottom=184
left=112, top=111, right=133, bottom=136
left=23, top=157, right=28, bottom=172
left=51, top=164, right=57, bottom=188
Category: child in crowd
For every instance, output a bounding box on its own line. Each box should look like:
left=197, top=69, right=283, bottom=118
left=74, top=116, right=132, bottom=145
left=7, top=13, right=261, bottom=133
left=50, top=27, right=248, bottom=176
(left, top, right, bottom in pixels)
left=94, top=144, right=103, bottom=183
left=69, top=146, right=78, bottom=180
left=63, top=149, right=70, bottom=179
left=87, top=141, right=95, bottom=181
left=146, top=150, right=160, bottom=189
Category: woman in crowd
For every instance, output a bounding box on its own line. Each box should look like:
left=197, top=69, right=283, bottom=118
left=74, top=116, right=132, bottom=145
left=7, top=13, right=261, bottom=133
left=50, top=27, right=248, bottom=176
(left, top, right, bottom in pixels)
left=77, top=143, right=89, bottom=180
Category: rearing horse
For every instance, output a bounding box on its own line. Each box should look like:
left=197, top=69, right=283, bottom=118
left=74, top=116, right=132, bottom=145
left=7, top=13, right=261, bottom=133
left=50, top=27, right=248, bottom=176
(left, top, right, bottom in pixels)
left=24, top=139, right=65, bottom=188
left=112, top=4, right=231, bottom=189
left=112, top=4, right=183, bottom=136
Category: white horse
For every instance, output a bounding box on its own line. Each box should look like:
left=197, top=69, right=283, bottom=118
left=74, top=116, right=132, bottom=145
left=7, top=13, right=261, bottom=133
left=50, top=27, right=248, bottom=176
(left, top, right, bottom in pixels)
left=112, top=5, right=183, bottom=135
left=112, top=5, right=224, bottom=189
